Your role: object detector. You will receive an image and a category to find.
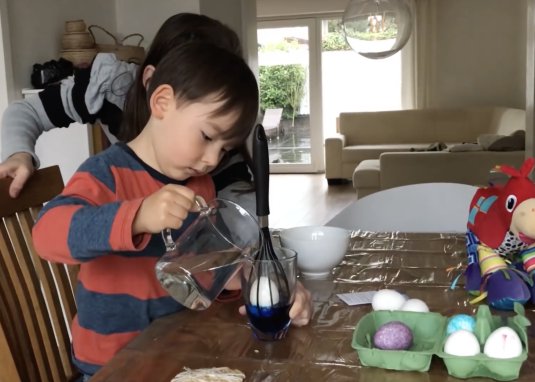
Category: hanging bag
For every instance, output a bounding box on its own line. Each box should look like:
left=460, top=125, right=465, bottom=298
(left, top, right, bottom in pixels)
left=88, top=25, right=146, bottom=64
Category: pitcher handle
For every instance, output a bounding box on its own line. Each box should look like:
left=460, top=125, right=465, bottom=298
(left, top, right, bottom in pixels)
left=161, top=196, right=209, bottom=251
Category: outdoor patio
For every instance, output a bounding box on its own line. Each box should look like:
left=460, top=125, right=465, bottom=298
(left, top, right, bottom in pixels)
left=267, top=115, right=311, bottom=164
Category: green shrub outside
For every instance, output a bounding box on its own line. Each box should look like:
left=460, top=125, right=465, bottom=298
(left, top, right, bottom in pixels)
left=322, top=33, right=351, bottom=51
left=259, top=64, right=306, bottom=126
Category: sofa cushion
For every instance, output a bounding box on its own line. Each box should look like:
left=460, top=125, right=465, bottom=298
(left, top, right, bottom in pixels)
left=341, top=144, right=430, bottom=163
left=449, top=143, right=484, bottom=152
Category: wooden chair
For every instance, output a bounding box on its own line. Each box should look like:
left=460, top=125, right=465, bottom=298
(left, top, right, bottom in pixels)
left=0, top=165, right=80, bottom=382
left=90, top=122, right=111, bottom=155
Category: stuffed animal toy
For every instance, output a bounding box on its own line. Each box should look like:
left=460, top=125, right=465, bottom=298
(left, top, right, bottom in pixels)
left=464, top=157, right=535, bottom=310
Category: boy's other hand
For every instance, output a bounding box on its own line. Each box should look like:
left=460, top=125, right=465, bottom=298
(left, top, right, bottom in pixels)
left=133, top=184, right=196, bottom=234
left=0, top=152, right=35, bottom=198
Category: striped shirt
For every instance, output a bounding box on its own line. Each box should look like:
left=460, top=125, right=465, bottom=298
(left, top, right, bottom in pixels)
left=32, top=142, right=216, bottom=375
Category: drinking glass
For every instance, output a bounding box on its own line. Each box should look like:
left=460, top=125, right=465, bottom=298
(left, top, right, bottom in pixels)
left=156, top=198, right=261, bottom=310
left=241, top=247, right=297, bottom=341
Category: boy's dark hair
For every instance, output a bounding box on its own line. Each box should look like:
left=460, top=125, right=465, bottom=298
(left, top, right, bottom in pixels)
left=147, top=42, right=259, bottom=142
left=119, top=13, right=243, bottom=142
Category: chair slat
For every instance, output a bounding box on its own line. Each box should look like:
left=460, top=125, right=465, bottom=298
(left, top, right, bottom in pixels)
left=0, top=249, right=29, bottom=382
left=19, top=210, right=74, bottom=378
left=0, top=322, right=21, bottom=382
left=4, top=216, right=57, bottom=381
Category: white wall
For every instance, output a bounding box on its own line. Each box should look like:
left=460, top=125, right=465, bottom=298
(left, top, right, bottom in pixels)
left=257, top=0, right=527, bottom=110
left=114, top=0, right=199, bottom=48
left=6, top=0, right=116, bottom=95
left=200, top=0, right=258, bottom=73
left=431, top=0, right=526, bottom=108
left=114, top=0, right=256, bottom=68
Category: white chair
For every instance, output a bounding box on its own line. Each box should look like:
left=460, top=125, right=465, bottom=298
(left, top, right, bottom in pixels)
left=325, top=183, right=478, bottom=233
left=262, top=108, right=283, bottom=138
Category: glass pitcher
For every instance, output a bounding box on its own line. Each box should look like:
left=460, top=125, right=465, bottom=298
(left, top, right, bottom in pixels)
left=155, top=197, right=261, bottom=310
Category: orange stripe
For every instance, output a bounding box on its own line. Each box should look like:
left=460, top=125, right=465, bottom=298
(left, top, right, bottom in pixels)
left=110, top=167, right=216, bottom=201
left=112, top=167, right=163, bottom=199
left=78, top=255, right=169, bottom=299
left=72, top=316, right=140, bottom=366
left=187, top=175, right=216, bottom=201
left=67, top=171, right=117, bottom=202
left=33, top=205, right=84, bottom=265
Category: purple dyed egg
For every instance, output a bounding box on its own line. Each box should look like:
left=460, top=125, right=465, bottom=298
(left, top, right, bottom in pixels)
left=373, top=321, right=413, bottom=350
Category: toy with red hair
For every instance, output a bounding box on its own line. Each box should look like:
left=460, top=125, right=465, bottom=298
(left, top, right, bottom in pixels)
left=465, top=158, right=535, bottom=310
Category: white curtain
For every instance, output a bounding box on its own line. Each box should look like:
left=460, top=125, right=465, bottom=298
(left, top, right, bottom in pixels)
left=402, top=0, right=438, bottom=109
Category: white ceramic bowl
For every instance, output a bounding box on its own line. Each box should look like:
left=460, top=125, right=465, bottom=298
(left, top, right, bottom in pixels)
left=279, top=226, right=350, bottom=279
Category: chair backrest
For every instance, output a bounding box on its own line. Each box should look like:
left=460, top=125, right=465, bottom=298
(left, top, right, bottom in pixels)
left=325, top=182, right=477, bottom=233
left=262, top=108, right=283, bottom=130
left=0, top=165, right=80, bottom=382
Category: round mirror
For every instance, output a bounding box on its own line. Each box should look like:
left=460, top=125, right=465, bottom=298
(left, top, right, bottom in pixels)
left=342, top=0, right=413, bottom=59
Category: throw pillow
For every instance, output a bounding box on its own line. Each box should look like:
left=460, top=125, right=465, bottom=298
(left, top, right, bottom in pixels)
left=477, top=134, right=503, bottom=150
left=487, top=130, right=525, bottom=151
left=477, top=130, right=525, bottom=151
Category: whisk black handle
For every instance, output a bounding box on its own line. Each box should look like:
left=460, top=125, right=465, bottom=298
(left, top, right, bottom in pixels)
left=252, top=123, right=270, bottom=218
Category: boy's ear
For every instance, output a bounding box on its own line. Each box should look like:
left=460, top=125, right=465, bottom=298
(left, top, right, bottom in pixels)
left=142, top=65, right=156, bottom=89
left=149, top=84, right=175, bottom=119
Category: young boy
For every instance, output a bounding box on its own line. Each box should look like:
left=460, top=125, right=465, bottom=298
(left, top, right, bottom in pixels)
left=33, top=42, right=312, bottom=377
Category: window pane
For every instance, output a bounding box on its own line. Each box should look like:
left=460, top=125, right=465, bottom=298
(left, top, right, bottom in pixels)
left=258, top=27, right=311, bottom=165
left=321, top=18, right=402, bottom=138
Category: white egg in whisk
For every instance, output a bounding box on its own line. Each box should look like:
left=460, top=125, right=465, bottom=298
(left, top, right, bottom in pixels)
left=250, top=276, right=280, bottom=307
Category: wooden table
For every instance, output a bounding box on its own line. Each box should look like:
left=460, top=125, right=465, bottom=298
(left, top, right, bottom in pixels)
left=91, top=232, right=535, bottom=381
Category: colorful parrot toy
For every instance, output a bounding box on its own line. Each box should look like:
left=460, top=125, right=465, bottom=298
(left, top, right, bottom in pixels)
left=464, top=157, right=535, bottom=310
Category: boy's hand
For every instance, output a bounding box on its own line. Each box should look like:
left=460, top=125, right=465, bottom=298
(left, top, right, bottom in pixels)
left=0, top=152, right=35, bottom=198
left=288, top=281, right=313, bottom=326
left=133, top=184, right=196, bottom=234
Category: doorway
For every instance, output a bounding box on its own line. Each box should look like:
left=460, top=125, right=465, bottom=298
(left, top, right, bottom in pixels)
left=257, top=19, right=323, bottom=173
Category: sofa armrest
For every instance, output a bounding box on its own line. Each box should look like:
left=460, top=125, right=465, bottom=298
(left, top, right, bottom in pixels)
left=325, top=133, right=346, bottom=180
left=380, top=151, right=525, bottom=190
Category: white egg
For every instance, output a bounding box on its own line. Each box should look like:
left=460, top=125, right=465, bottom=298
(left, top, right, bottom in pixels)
left=401, top=298, right=429, bottom=313
left=483, top=326, right=523, bottom=359
left=371, top=289, right=407, bottom=311
left=444, top=330, right=480, bottom=356
left=249, top=276, right=280, bottom=307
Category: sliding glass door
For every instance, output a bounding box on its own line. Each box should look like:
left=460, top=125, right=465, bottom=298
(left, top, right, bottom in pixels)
left=257, top=19, right=323, bottom=173
left=257, top=16, right=404, bottom=174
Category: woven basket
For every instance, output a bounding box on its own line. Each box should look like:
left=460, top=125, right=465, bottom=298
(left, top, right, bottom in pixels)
left=65, top=19, right=87, bottom=33
left=61, top=31, right=94, bottom=50
left=88, top=25, right=145, bottom=64
left=60, top=48, right=97, bottom=68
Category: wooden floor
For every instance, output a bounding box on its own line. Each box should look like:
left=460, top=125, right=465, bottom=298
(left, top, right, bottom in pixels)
left=268, top=174, right=356, bottom=228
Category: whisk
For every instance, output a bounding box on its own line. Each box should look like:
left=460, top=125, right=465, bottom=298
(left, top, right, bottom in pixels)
left=250, top=124, right=291, bottom=313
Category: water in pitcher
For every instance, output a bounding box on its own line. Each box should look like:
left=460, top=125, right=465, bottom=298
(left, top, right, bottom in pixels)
left=156, top=248, right=247, bottom=310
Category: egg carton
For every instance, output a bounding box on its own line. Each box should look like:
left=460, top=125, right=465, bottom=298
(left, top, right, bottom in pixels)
left=352, top=310, right=446, bottom=372
left=436, top=303, right=529, bottom=381
left=351, top=304, right=530, bottom=381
